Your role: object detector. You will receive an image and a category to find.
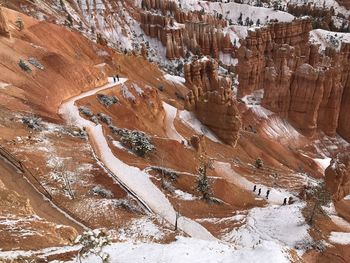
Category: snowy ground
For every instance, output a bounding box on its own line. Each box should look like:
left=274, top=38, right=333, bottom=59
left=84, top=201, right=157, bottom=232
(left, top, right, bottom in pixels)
left=59, top=77, right=214, bottom=240
left=162, top=102, right=187, bottom=143
left=310, top=29, right=350, bottom=52
left=213, top=161, right=297, bottom=205
left=178, top=0, right=294, bottom=25
left=223, top=203, right=310, bottom=251
left=329, top=232, right=350, bottom=245
left=67, top=236, right=291, bottom=263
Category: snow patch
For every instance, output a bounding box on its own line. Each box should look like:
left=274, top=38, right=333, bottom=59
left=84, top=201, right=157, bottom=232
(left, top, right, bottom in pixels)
left=162, top=102, right=186, bottom=143
left=164, top=74, right=185, bottom=85
left=329, top=232, right=350, bottom=245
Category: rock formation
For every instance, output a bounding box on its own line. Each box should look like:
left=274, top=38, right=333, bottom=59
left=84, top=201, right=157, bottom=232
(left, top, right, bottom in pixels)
left=0, top=7, right=10, bottom=38
left=184, top=58, right=241, bottom=146
left=236, top=18, right=350, bottom=140
left=140, top=0, right=233, bottom=60
left=325, top=153, right=350, bottom=201
left=189, top=135, right=206, bottom=155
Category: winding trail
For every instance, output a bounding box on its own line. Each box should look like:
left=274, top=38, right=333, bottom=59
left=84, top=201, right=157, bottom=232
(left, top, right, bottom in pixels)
left=59, top=78, right=215, bottom=240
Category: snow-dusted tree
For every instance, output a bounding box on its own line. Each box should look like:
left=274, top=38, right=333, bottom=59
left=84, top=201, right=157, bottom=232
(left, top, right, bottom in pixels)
left=120, top=130, right=155, bottom=157
left=75, top=229, right=111, bottom=263
left=55, top=161, right=75, bottom=200
left=273, top=0, right=281, bottom=11
left=304, top=182, right=331, bottom=226
left=196, top=163, right=212, bottom=201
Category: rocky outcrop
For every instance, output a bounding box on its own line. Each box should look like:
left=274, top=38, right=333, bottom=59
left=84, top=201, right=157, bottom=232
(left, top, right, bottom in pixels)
left=325, top=153, right=350, bottom=201
left=236, top=18, right=350, bottom=139
left=236, top=19, right=312, bottom=98
left=140, top=0, right=233, bottom=60
left=189, top=135, right=206, bottom=155
left=184, top=59, right=241, bottom=146
left=0, top=7, right=10, bottom=38
left=338, top=43, right=350, bottom=142
left=140, top=12, right=185, bottom=59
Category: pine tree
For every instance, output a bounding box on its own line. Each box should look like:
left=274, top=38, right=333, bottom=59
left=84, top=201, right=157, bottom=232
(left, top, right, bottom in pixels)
left=196, top=163, right=212, bottom=200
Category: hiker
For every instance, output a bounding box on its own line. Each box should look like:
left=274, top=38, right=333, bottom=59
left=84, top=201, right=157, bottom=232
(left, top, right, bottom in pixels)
left=113, top=76, right=116, bottom=83
left=288, top=196, right=293, bottom=205
left=283, top=197, right=287, bottom=205
left=253, top=185, right=257, bottom=192
left=258, top=188, right=261, bottom=196
left=116, top=74, right=120, bottom=82
left=266, top=189, right=270, bottom=199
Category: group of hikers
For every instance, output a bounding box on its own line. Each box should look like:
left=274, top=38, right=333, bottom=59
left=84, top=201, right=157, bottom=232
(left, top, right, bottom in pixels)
left=253, top=185, right=293, bottom=205
left=112, top=74, right=120, bottom=83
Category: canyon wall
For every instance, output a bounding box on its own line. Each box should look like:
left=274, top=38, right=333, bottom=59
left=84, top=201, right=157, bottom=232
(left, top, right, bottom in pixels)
left=325, top=153, right=350, bottom=201
left=184, top=59, right=241, bottom=146
left=236, top=19, right=350, bottom=140
left=140, top=0, right=234, bottom=60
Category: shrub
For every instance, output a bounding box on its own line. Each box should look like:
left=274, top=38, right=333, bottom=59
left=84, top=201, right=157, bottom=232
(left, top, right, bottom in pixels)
left=28, top=57, right=44, bottom=70
left=91, top=115, right=99, bottom=124
left=120, top=130, right=155, bottom=157
left=75, top=229, right=111, bottom=263
left=92, top=185, right=113, bottom=198
left=15, top=17, right=24, bottom=31
left=151, top=166, right=178, bottom=181
left=97, top=113, right=112, bottom=125
left=22, top=115, right=42, bottom=130
left=79, top=106, right=94, bottom=117
left=157, top=85, right=165, bottom=91
left=255, top=158, right=264, bottom=169
left=97, top=94, right=118, bottom=108
left=162, top=179, right=175, bottom=193
left=19, top=59, right=31, bottom=72
left=112, top=198, right=143, bottom=213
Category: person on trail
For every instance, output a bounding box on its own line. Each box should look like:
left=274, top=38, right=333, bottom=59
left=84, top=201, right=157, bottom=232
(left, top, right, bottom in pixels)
left=113, top=76, right=116, bottom=83
left=283, top=197, right=287, bottom=205
left=266, top=189, right=270, bottom=199
left=117, top=74, right=120, bottom=82
left=253, top=185, right=257, bottom=192
left=258, top=188, right=261, bottom=196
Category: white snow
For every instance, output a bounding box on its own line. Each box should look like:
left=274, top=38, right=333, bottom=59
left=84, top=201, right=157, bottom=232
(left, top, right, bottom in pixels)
left=282, top=0, right=350, bottom=18
left=310, top=29, right=350, bottom=52
left=0, top=81, right=10, bottom=90
left=213, top=161, right=296, bottom=205
left=179, top=110, right=221, bottom=143
left=162, top=102, right=187, bottom=143
left=164, top=74, right=186, bottom=85
left=329, top=232, right=350, bottom=245
left=116, top=218, right=165, bottom=242
left=313, top=157, right=331, bottom=172
left=179, top=1, right=294, bottom=25
left=121, top=84, right=136, bottom=101
left=344, top=195, right=350, bottom=200
left=174, top=189, right=197, bottom=201
left=68, top=236, right=291, bottom=263
left=59, top=78, right=214, bottom=240
left=223, top=203, right=310, bottom=250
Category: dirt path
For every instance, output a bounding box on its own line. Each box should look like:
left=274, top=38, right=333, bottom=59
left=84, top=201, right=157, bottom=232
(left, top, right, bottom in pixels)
left=0, top=157, right=84, bottom=232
